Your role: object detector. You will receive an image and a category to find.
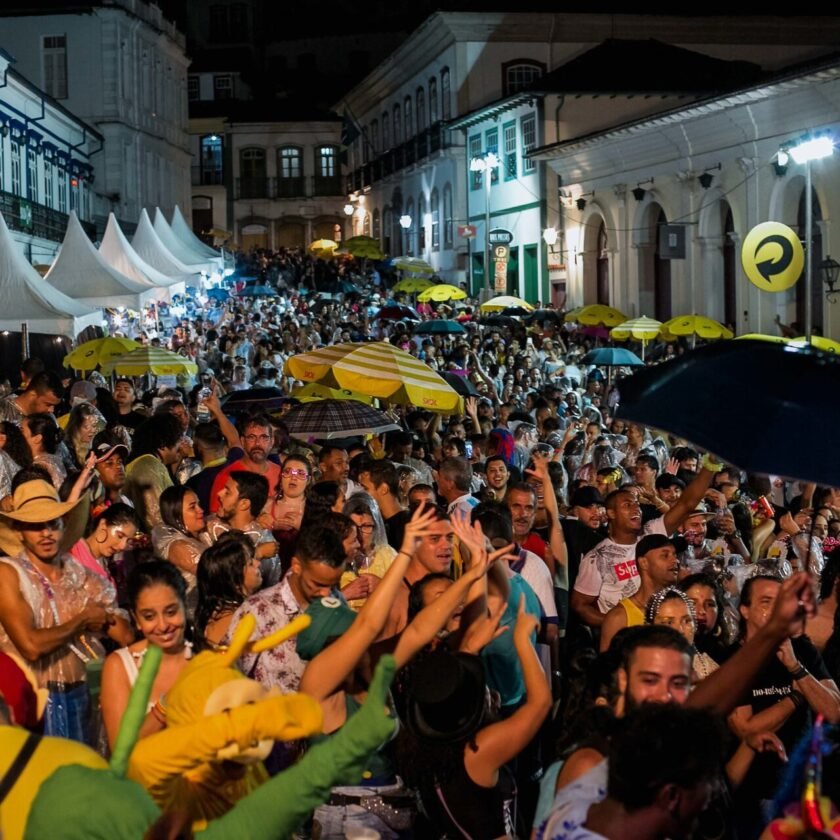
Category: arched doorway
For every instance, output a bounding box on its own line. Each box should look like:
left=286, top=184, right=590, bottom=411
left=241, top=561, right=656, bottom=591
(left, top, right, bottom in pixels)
left=596, top=221, right=609, bottom=304
left=276, top=220, right=305, bottom=248
left=240, top=222, right=268, bottom=251
left=722, top=206, right=736, bottom=331
left=795, top=187, right=824, bottom=334
left=637, top=202, right=671, bottom=320
left=581, top=212, right=608, bottom=304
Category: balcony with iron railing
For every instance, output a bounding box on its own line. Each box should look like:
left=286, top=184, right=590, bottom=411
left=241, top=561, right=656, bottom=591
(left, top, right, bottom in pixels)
left=0, top=190, right=95, bottom=243
left=234, top=174, right=347, bottom=201
left=345, top=122, right=453, bottom=193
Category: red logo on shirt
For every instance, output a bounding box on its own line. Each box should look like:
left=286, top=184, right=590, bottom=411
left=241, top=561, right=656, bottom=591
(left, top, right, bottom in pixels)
left=615, top=560, right=638, bottom=581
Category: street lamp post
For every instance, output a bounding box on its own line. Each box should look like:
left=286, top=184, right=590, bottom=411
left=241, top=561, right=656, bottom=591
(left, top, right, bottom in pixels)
left=784, top=134, right=834, bottom=342
left=470, top=151, right=499, bottom=291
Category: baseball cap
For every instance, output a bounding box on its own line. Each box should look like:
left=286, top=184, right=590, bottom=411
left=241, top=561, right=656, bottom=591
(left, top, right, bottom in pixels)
left=636, top=533, right=675, bottom=559
left=92, top=430, right=129, bottom=462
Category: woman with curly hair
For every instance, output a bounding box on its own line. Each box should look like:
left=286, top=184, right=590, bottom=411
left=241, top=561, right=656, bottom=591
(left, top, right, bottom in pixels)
left=679, top=571, right=731, bottom=663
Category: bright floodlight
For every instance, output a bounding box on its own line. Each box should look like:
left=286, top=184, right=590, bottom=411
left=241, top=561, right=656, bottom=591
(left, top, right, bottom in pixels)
left=542, top=227, right=558, bottom=245
left=343, top=203, right=354, bottom=216
left=399, top=214, right=412, bottom=229
left=789, top=135, right=834, bottom=165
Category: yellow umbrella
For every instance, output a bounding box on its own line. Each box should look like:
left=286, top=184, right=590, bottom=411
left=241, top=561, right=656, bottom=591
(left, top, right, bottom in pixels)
left=101, top=346, right=198, bottom=376
left=610, top=316, right=663, bottom=360
left=418, top=284, right=467, bottom=303
left=64, top=337, right=141, bottom=371
left=393, top=277, right=434, bottom=293
left=284, top=341, right=462, bottom=413
left=340, top=236, right=385, bottom=260
left=792, top=336, right=840, bottom=353
left=660, top=315, right=733, bottom=341
left=480, top=296, right=535, bottom=313
left=735, top=333, right=788, bottom=343
left=564, top=304, right=627, bottom=327
left=393, top=257, right=435, bottom=274
left=309, top=238, right=338, bottom=253
left=291, top=383, right=375, bottom=405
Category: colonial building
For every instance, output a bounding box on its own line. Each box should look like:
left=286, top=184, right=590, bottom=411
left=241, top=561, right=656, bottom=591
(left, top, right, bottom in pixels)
left=0, top=48, right=100, bottom=264
left=0, top=0, right=191, bottom=234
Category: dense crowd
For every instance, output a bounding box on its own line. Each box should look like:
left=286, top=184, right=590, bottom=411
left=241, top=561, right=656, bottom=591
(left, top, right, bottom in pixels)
left=0, top=245, right=838, bottom=840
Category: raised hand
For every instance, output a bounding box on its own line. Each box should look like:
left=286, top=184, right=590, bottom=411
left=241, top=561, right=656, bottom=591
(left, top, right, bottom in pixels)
left=459, top=599, right=508, bottom=655
left=513, top=593, right=540, bottom=644
left=398, top=502, right=440, bottom=558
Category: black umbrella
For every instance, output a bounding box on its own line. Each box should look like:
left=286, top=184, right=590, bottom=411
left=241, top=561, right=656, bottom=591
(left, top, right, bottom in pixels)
left=616, top=340, right=840, bottom=485
left=479, top=315, right=517, bottom=329
left=525, top=309, right=563, bottom=324
left=440, top=371, right=480, bottom=397
left=500, top=306, right=532, bottom=318
left=220, top=386, right=287, bottom=415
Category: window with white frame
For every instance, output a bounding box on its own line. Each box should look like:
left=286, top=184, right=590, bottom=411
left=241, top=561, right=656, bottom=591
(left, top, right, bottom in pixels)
left=485, top=128, right=499, bottom=185
left=503, top=121, right=517, bottom=180
left=502, top=60, right=544, bottom=96
left=58, top=167, right=67, bottom=211
left=430, top=188, right=440, bottom=251
left=279, top=146, right=302, bottom=179
left=440, top=68, right=451, bottom=120
left=42, top=35, right=68, bottom=99
left=429, top=78, right=438, bottom=123
left=44, top=159, right=54, bottom=208
left=520, top=113, right=536, bottom=173
left=418, top=195, right=426, bottom=251
left=317, top=146, right=338, bottom=178
left=416, top=87, right=426, bottom=133
left=10, top=141, right=22, bottom=196
left=26, top=148, right=37, bottom=202
left=214, top=75, right=233, bottom=100
left=188, top=75, right=199, bottom=101
left=443, top=183, right=453, bottom=249
left=469, top=134, right=482, bottom=190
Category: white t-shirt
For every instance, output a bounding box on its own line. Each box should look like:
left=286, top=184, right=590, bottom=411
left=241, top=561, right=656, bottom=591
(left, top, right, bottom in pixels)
left=513, top=548, right=558, bottom=625
left=535, top=760, right=608, bottom=840
left=573, top=517, right=668, bottom=614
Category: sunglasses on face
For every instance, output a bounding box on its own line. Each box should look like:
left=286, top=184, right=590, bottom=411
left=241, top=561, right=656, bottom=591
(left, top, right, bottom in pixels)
left=283, top=468, right=309, bottom=478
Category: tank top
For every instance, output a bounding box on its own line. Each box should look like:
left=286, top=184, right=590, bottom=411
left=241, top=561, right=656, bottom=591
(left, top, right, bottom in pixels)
left=619, top=596, right=645, bottom=628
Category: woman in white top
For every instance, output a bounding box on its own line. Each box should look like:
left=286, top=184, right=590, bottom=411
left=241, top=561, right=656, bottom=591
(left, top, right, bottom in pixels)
left=100, top=560, right=192, bottom=750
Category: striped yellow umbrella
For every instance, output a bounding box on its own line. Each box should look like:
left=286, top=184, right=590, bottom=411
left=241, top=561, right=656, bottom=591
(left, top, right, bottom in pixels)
left=660, top=315, right=733, bottom=341
left=284, top=341, right=462, bottom=413
left=393, top=277, right=434, bottom=293
left=565, top=304, right=627, bottom=327
left=291, top=383, right=375, bottom=405
left=101, top=346, right=198, bottom=376
left=480, top=295, right=535, bottom=313
left=418, top=284, right=467, bottom=303
left=610, top=316, right=663, bottom=360
left=64, top=337, right=141, bottom=371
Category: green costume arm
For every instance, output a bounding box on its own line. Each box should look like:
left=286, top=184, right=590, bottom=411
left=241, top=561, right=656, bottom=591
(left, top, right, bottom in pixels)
left=128, top=693, right=323, bottom=803
left=198, top=655, right=397, bottom=840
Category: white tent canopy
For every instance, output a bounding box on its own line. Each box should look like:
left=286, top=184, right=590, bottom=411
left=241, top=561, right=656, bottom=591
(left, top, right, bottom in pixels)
left=153, top=207, right=220, bottom=274
left=99, top=214, right=183, bottom=300
left=46, top=212, right=156, bottom=310
left=170, top=205, right=224, bottom=260
left=0, top=212, right=100, bottom=337
left=132, top=209, right=202, bottom=285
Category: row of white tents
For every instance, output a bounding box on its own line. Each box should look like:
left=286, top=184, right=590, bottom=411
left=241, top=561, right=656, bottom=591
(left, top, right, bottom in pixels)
left=0, top=205, right=229, bottom=337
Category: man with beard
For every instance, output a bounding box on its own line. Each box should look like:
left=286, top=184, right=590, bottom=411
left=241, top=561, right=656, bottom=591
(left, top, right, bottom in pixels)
left=208, top=412, right=281, bottom=514
left=571, top=462, right=718, bottom=630
left=599, top=535, right=681, bottom=651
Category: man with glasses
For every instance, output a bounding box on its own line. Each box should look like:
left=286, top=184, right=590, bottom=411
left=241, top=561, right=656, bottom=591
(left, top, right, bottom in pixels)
left=208, top=412, right=281, bottom=514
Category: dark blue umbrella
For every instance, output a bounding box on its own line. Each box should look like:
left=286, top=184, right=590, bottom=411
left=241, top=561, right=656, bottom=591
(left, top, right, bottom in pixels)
left=616, top=340, right=840, bottom=484
left=582, top=347, right=644, bottom=367
left=413, top=320, right=466, bottom=336
left=206, top=287, right=230, bottom=301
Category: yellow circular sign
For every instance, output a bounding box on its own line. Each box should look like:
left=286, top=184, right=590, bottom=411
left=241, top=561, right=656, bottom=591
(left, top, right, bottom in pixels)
left=741, top=221, right=804, bottom=292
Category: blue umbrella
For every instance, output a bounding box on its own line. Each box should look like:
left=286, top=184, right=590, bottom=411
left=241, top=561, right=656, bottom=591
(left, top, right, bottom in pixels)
left=206, top=287, right=230, bottom=301
left=582, top=347, right=644, bottom=367
left=413, top=320, right=466, bottom=336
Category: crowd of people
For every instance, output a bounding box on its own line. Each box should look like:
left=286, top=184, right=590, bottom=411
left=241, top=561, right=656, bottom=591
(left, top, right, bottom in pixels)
left=0, top=245, right=838, bottom=840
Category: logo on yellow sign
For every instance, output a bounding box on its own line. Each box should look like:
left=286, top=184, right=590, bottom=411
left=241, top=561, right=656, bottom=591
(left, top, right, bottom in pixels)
left=742, top=222, right=804, bottom=293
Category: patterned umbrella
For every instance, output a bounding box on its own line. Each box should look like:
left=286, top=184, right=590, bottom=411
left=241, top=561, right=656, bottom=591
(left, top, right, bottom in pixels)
left=64, top=337, right=141, bottom=371
left=480, top=296, right=534, bottom=313
left=282, top=399, right=400, bottom=441
left=610, top=316, right=663, bottom=360
left=101, top=346, right=198, bottom=376
left=285, top=341, right=462, bottom=412
left=417, top=284, right=466, bottom=302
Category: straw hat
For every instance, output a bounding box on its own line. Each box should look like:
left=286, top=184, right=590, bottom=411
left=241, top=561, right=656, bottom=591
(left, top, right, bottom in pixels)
left=1, top=480, right=82, bottom=523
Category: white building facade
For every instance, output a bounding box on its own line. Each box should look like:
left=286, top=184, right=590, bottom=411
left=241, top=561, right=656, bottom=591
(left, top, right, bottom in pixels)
left=0, top=48, right=100, bottom=264
left=532, top=60, right=840, bottom=340
left=0, top=0, right=191, bottom=233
